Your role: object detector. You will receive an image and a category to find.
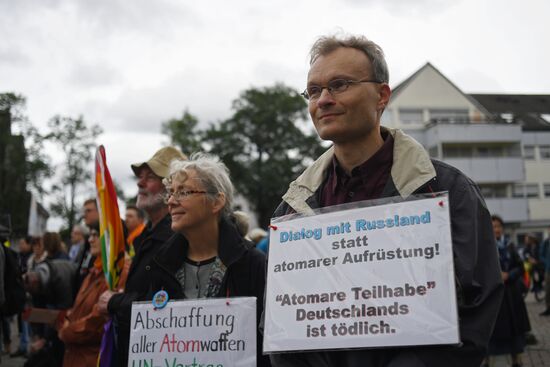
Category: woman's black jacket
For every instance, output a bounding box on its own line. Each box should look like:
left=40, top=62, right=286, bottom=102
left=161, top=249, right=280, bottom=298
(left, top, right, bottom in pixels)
left=149, top=218, right=271, bottom=367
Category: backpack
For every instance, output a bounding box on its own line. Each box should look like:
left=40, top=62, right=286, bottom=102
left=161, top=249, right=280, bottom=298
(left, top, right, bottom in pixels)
left=1, top=244, right=26, bottom=316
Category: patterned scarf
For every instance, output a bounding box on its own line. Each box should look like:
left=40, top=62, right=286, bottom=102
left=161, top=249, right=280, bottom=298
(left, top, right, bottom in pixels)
left=175, top=257, right=227, bottom=298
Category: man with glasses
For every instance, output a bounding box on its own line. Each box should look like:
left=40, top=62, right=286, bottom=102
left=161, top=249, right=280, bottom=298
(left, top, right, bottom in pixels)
left=270, top=35, right=503, bottom=367
left=98, top=146, right=186, bottom=367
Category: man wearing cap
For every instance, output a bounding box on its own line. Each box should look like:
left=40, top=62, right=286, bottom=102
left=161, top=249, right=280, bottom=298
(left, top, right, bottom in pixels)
left=98, top=146, right=186, bottom=367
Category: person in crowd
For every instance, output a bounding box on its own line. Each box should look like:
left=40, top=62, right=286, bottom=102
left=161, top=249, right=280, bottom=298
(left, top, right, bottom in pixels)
left=0, top=242, right=4, bottom=308
left=57, top=222, right=129, bottom=367
left=540, top=227, right=550, bottom=316
left=98, top=146, right=186, bottom=367
left=148, top=152, right=270, bottom=367
left=42, top=232, right=69, bottom=261
left=27, top=236, right=47, bottom=271
left=24, top=244, right=77, bottom=367
left=0, top=242, right=5, bottom=362
left=25, top=236, right=48, bottom=347
left=10, top=237, right=34, bottom=358
left=125, top=204, right=146, bottom=257
left=269, top=34, right=503, bottom=367
left=248, top=227, right=268, bottom=246
left=483, top=215, right=531, bottom=367
left=68, top=225, right=87, bottom=262
left=75, top=198, right=100, bottom=293
left=232, top=210, right=251, bottom=238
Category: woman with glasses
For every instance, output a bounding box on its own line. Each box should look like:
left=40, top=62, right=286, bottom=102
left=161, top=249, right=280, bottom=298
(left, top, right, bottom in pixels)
left=149, top=152, right=270, bottom=367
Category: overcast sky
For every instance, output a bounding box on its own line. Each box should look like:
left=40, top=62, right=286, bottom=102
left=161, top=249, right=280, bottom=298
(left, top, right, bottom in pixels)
left=1, top=0, right=549, bottom=229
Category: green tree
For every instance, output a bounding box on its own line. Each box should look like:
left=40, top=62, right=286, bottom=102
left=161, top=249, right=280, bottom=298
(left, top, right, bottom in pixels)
left=161, top=108, right=203, bottom=155
left=203, top=84, right=325, bottom=227
left=0, top=93, right=51, bottom=195
left=46, top=115, right=102, bottom=231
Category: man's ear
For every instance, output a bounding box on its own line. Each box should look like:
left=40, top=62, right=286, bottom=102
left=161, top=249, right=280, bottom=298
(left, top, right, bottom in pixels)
left=377, top=83, right=392, bottom=111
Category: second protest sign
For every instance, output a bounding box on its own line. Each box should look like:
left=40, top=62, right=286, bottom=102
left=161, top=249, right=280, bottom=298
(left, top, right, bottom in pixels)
left=263, top=195, right=459, bottom=353
left=129, top=297, right=257, bottom=367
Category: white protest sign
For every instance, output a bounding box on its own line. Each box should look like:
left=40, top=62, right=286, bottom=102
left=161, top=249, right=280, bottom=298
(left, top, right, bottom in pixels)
left=129, top=297, right=256, bottom=367
left=263, top=195, right=459, bottom=353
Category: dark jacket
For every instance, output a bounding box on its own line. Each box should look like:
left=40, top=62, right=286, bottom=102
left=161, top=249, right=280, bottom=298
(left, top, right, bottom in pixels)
left=489, top=241, right=530, bottom=351
left=33, top=259, right=77, bottom=310
left=149, top=218, right=271, bottom=367
left=107, top=214, right=173, bottom=367
left=269, top=127, right=503, bottom=367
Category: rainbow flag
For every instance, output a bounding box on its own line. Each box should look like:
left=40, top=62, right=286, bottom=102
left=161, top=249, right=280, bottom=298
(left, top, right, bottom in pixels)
left=95, top=145, right=125, bottom=290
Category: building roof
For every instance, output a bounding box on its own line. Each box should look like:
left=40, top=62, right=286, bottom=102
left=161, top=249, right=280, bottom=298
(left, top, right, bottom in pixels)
left=470, top=94, right=550, bottom=131
left=391, top=62, right=492, bottom=118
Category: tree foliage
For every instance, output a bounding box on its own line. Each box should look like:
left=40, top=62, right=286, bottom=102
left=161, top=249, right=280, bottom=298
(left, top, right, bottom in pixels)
left=163, top=84, right=325, bottom=227
left=46, top=116, right=103, bottom=231
left=161, top=108, right=203, bottom=154
left=0, top=93, right=52, bottom=195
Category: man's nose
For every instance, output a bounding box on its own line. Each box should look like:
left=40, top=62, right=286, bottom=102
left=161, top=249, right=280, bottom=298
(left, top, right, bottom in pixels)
left=316, top=88, right=336, bottom=108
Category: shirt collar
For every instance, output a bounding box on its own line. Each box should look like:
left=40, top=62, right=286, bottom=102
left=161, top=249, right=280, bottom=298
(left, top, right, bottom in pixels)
left=329, top=132, right=394, bottom=195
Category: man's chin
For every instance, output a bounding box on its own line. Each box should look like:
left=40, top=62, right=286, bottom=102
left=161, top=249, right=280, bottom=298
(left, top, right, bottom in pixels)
left=137, top=199, right=165, bottom=212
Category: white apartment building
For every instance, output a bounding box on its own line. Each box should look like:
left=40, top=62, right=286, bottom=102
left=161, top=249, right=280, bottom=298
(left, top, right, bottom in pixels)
left=383, top=63, right=550, bottom=243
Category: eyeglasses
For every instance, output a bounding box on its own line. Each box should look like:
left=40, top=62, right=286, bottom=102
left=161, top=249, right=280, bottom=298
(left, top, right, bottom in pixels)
left=162, top=190, right=213, bottom=204
left=301, top=78, right=382, bottom=101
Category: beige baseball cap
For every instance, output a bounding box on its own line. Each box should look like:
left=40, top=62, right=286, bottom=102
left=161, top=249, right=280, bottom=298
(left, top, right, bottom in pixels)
left=131, top=146, right=187, bottom=179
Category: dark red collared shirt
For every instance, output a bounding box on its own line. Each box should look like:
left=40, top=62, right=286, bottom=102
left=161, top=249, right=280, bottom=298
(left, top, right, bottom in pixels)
left=320, top=133, right=394, bottom=207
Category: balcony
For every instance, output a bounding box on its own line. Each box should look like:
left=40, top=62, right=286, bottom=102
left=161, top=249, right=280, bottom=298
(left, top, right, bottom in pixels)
left=485, top=198, right=529, bottom=222
left=443, top=157, right=524, bottom=183
left=425, top=123, right=522, bottom=145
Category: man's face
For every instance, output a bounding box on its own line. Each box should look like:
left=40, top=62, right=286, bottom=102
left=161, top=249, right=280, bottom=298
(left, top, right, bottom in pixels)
left=32, top=239, right=44, bottom=257
left=492, top=219, right=503, bottom=240
left=125, top=208, right=143, bottom=232
left=71, top=227, right=84, bottom=244
left=136, top=166, right=165, bottom=212
left=83, top=202, right=99, bottom=227
left=306, top=47, right=390, bottom=144
left=19, top=239, right=32, bottom=253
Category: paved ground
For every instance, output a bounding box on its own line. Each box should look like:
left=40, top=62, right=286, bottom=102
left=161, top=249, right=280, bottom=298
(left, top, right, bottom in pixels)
left=2, top=294, right=549, bottom=367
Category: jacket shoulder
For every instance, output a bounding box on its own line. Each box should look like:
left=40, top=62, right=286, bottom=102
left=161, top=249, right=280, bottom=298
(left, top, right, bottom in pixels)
left=431, top=159, right=482, bottom=196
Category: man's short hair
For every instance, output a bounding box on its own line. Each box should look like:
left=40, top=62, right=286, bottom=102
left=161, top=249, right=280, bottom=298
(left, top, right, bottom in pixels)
left=491, top=214, right=504, bottom=226
left=72, top=224, right=89, bottom=237
left=309, top=34, right=389, bottom=84
left=83, top=198, right=97, bottom=208
left=126, top=204, right=145, bottom=220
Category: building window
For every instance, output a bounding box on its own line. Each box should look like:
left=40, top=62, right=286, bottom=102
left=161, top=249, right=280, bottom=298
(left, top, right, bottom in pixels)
left=523, top=145, right=535, bottom=159
left=480, top=184, right=507, bottom=198
left=540, top=145, right=550, bottom=159
left=544, top=184, right=550, bottom=198
left=399, top=109, right=423, bottom=124
left=429, top=109, right=469, bottom=123
left=512, top=184, right=524, bottom=198
left=442, top=146, right=471, bottom=158
left=513, top=183, right=540, bottom=198
left=525, top=184, right=539, bottom=198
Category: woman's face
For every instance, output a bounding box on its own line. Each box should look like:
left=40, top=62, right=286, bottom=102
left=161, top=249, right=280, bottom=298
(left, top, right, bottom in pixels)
left=89, top=229, right=101, bottom=257
left=32, top=240, right=44, bottom=257
left=167, top=170, right=218, bottom=233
